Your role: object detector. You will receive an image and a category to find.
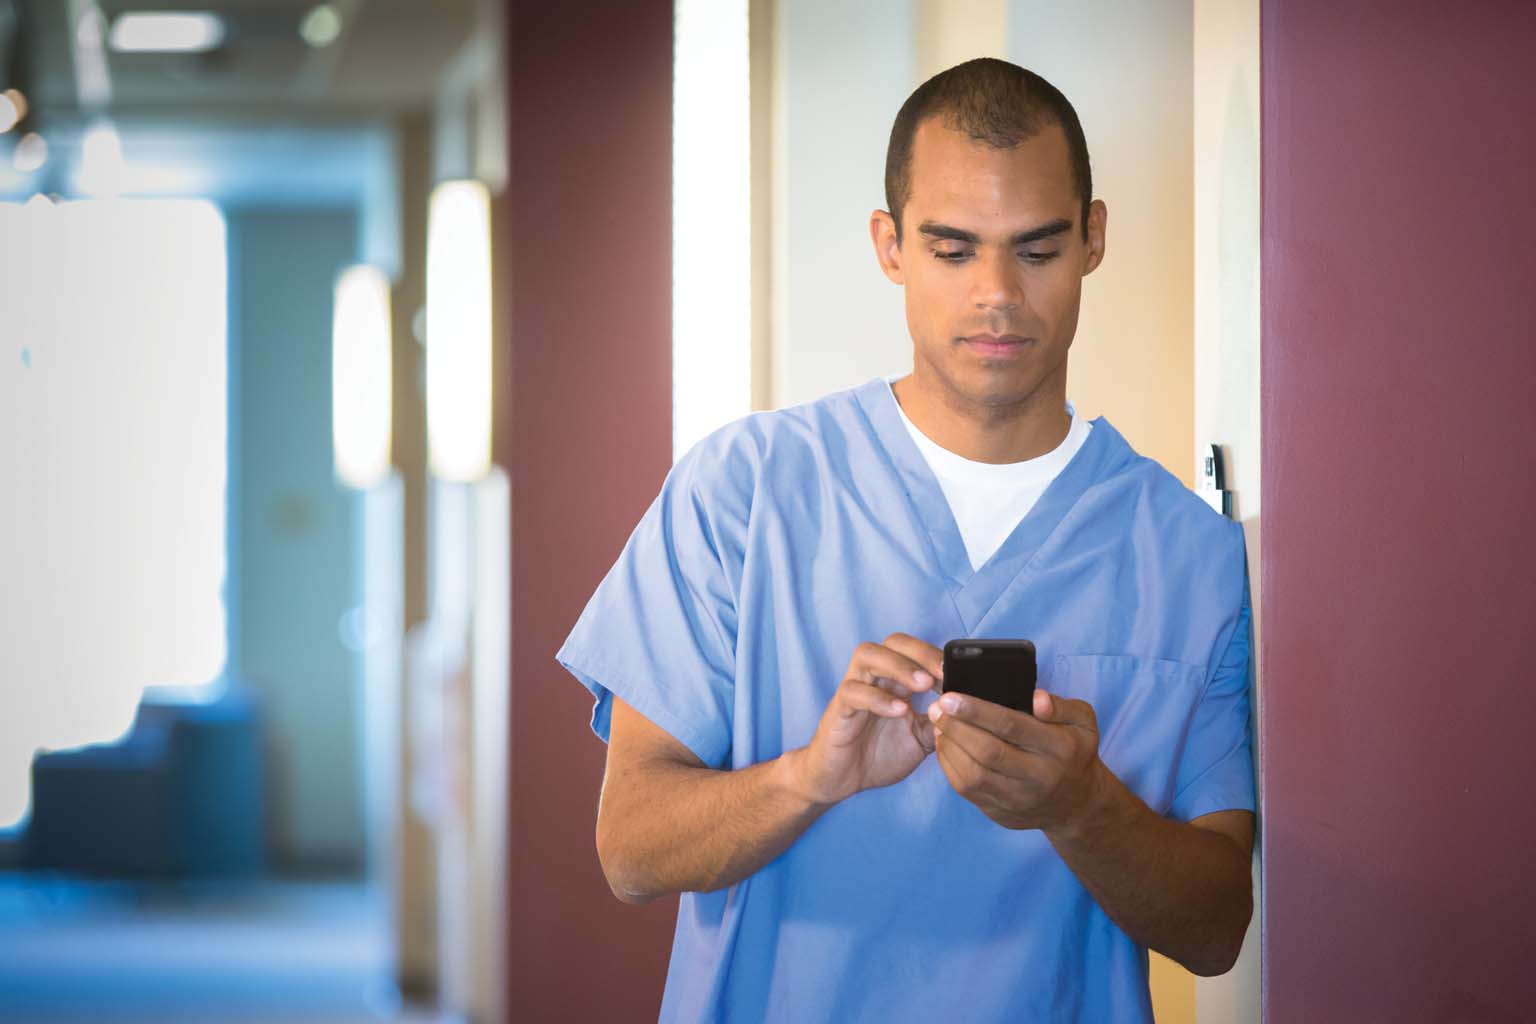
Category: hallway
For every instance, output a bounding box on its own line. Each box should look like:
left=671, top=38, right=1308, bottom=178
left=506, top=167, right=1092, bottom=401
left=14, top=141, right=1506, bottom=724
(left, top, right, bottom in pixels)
left=0, top=875, right=448, bottom=1023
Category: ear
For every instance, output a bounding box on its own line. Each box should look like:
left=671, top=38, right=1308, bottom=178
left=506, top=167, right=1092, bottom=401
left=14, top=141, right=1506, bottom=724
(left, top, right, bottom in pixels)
left=869, top=209, right=905, bottom=285
left=1082, top=199, right=1107, bottom=276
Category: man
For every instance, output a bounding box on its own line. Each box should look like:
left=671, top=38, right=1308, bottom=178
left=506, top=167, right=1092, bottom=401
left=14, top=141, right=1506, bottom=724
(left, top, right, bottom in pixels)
left=558, top=58, right=1254, bottom=1021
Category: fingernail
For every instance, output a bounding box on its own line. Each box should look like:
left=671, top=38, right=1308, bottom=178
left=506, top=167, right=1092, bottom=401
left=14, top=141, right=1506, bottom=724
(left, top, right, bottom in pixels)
left=889, top=700, right=906, bottom=713
left=913, top=670, right=933, bottom=688
left=939, top=693, right=961, bottom=713
left=926, top=703, right=942, bottom=722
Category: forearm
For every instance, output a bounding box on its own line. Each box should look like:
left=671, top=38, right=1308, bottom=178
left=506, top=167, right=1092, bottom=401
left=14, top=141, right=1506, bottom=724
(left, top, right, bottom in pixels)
left=1044, top=764, right=1252, bottom=976
left=596, top=747, right=828, bottom=904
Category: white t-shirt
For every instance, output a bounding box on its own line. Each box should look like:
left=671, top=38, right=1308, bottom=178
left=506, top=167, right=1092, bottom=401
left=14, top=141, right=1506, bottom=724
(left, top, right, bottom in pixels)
left=891, top=384, right=1092, bottom=572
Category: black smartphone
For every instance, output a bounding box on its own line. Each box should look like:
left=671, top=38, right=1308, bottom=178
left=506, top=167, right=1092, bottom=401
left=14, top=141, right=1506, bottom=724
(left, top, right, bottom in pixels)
left=941, top=639, right=1037, bottom=714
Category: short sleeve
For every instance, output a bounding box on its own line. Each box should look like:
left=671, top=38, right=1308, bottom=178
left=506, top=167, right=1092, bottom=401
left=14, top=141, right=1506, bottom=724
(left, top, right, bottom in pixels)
left=1169, top=554, right=1256, bottom=822
left=555, top=448, right=742, bottom=768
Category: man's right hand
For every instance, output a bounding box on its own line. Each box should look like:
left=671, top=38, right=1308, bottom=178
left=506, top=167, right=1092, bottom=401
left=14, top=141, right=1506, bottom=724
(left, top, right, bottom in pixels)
left=597, top=634, right=945, bottom=901
left=784, top=633, right=945, bottom=808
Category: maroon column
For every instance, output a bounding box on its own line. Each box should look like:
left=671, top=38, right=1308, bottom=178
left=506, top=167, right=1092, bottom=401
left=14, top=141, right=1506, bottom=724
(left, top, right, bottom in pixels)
left=494, top=2, right=676, bottom=1019
left=1262, top=2, right=1536, bottom=1020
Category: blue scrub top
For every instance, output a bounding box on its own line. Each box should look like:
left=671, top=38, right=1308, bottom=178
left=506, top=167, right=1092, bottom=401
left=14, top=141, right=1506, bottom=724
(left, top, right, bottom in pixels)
left=558, top=379, right=1254, bottom=1023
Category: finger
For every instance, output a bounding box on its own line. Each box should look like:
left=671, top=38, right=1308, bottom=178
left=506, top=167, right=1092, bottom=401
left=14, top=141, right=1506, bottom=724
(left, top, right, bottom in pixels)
left=871, top=675, right=911, bottom=700
left=933, top=736, right=1019, bottom=822
left=1034, top=689, right=1051, bottom=719
left=834, top=678, right=910, bottom=719
left=935, top=733, right=1005, bottom=814
left=850, top=640, right=937, bottom=693
left=881, top=632, right=946, bottom=684
left=930, top=711, right=1038, bottom=781
left=934, top=732, right=972, bottom=792
left=933, top=691, right=1066, bottom=757
left=911, top=712, right=936, bottom=755
left=1032, top=689, right=1097, bottom=733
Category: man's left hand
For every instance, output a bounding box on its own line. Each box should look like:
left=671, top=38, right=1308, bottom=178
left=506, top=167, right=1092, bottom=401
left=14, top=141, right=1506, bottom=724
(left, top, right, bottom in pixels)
left=928, top=688, right=1107, bottom=832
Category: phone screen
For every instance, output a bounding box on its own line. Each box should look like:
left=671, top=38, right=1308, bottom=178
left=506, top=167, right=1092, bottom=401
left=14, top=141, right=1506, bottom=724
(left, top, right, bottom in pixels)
left=941, top=639, right=1037, bottom=714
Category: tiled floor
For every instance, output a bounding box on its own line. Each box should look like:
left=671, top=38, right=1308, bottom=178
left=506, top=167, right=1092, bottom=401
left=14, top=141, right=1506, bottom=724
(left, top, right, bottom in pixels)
left=0, top=873, right=453, bottom=1023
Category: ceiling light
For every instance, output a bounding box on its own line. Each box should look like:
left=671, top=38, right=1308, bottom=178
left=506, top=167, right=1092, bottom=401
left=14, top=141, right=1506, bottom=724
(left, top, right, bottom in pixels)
left=13, top=132, right=47, bottom=173
left=73, top=6, right=113, bottom=108
left=109, top=12, right=226, bottom=53
left=333, top=265, right=394, bottom=490
left=299, top=4, right=342, bottom=48
left=425, top=180, right=493, bottom=483
left=76, top=5, right=105, bottom=48
left=78, top=120, right=125, bottom=196
left=0, top=89, right=27, bottom=133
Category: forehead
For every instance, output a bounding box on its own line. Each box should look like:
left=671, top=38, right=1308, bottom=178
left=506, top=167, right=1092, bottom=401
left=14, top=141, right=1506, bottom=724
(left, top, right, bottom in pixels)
left=906, top=116, right=1077, bottom=225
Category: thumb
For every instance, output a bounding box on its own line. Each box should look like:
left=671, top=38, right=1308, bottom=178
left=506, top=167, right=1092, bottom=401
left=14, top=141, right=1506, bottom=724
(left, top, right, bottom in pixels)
left=913, top=713, right=936, bottom=755
left=1033, top=688, right=1055, bottom=720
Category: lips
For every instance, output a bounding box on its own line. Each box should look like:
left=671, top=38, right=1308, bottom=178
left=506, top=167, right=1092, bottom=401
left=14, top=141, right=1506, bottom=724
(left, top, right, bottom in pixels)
left=962, top=334, right=1034, bottom=357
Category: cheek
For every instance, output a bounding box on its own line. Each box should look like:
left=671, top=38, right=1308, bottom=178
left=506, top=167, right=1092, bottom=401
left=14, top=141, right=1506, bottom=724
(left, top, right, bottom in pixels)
left=903, top=267, right=964, bottom=322
left=904, top=269, right=960, bottom=334
left=1033, top=271, right=1082, bottom=330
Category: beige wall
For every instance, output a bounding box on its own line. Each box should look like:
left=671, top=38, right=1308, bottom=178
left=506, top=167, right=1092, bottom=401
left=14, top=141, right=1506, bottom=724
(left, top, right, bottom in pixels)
left=1192, top=0, right=1261, bottom=1021
left=768, top=0, right=915, bottom=409
left=914, top=0, right=1008, bottom=78
left=1007, top=1, right=1195, bottom=487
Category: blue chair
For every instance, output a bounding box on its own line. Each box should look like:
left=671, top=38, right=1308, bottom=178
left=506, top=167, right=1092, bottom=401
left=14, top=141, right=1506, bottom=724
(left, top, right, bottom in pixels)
left=26, top=688, right=267, bottom=878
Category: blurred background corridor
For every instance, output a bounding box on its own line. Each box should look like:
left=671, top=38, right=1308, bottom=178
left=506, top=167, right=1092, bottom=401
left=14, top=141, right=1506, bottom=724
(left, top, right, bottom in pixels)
left=2, top=0, right=502, bottom=1020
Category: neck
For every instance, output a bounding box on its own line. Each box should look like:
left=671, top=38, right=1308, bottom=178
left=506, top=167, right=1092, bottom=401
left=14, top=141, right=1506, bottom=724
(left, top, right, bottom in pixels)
left=891, top=366, right=1072, bottom=464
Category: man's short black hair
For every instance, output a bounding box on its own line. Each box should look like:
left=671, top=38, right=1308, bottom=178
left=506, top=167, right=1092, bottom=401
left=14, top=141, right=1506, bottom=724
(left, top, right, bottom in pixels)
left=884, top=58, right=1093, bottom=241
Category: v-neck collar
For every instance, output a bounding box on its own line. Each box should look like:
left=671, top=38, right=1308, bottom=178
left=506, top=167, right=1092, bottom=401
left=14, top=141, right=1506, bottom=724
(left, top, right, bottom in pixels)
left=852, top=377, right=1132, bottom=634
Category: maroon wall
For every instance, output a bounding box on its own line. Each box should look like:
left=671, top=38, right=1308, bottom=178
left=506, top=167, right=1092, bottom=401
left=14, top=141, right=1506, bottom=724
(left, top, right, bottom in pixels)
left=1262, top=3, right=1536, bottom=1021
left=495, top=2, right=677, bottom=1018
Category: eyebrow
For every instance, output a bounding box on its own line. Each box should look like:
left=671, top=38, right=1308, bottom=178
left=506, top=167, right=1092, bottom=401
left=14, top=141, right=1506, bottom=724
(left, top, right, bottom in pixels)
left=917, top=218, right=1074, bottom=246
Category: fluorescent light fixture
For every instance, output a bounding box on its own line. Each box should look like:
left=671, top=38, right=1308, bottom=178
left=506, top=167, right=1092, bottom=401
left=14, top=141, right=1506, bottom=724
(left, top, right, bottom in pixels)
left=333, top=265, right=394, bottom=489
left=77, top=120, right=125, bottom=196
left=109, top=12, right=226, bottom=53
left=13, top=133, right=47, bottom=173
left=299, top=4, right=342, bottom=48
left=425, top=179, right=493, bottom=483
left=72, top=5, right=113, bottom=108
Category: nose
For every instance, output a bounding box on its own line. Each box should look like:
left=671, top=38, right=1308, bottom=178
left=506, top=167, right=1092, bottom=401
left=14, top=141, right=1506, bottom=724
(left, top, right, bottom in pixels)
left=973, top=249, right=1023, bottom=313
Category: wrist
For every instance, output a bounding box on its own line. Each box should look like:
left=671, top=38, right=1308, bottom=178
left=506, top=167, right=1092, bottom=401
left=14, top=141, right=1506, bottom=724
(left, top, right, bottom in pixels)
left=774, top=746, right=839, bottom=813
left=1047, top=758, right=1124, bottom=844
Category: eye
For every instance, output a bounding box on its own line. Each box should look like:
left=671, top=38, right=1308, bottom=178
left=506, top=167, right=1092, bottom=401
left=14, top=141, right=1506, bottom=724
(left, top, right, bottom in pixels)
left=1020, top=250, right=1060, bottom=265
left=932, top=248, right=972, bottom=263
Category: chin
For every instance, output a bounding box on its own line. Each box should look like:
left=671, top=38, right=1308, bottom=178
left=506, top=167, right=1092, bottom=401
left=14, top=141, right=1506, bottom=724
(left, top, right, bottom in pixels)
left=958, top=369, right=1044, bottom=409
left=916, top=350, right=1051, bottom=410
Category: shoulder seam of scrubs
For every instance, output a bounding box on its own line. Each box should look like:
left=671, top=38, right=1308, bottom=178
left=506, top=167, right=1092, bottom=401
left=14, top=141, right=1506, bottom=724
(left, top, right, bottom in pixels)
left=1198, top=520, right=1251, bottom=694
